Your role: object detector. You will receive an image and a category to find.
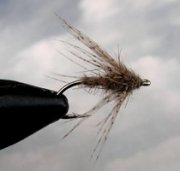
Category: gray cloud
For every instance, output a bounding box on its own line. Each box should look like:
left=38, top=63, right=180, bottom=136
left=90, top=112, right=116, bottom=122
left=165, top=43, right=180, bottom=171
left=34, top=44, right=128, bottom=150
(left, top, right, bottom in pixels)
left=0, top=0, right=81, bottom=78
left=82, top=0, right=180, bottom=60
left=0, top=0, right=180, bottom=171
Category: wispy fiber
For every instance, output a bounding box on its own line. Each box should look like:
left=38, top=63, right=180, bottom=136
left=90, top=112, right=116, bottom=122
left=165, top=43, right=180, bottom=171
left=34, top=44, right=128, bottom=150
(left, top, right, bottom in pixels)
left=56, top=14, right=151, bottom=162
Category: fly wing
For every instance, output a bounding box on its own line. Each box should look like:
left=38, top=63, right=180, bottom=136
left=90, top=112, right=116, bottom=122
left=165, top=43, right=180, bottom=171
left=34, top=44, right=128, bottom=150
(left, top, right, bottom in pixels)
left=56, top=15, right=117, bottom=67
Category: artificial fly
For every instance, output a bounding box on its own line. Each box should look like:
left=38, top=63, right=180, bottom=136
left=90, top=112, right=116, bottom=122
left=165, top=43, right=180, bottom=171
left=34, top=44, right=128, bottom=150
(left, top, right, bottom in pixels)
left=56, top=15, right=151, bottom=162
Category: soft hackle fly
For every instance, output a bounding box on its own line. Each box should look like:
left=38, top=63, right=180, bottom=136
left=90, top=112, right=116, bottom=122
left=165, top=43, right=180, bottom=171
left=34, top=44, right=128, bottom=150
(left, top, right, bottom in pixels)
left=56, top=15, right=151, bottom=161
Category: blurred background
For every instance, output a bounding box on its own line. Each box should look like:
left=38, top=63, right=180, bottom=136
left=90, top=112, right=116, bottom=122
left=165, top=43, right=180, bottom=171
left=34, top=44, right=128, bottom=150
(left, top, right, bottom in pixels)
left=0, top=0, right=180, bottom=170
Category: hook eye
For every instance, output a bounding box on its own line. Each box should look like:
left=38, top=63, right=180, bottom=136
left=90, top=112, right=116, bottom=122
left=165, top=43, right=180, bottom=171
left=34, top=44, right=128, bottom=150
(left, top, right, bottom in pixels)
left=142, top=79, right=151, bottom=86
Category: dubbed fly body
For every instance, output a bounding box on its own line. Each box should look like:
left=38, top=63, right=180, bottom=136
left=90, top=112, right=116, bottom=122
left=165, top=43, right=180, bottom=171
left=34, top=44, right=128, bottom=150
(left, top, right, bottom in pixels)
left=56, top=16, right=151, bottom=161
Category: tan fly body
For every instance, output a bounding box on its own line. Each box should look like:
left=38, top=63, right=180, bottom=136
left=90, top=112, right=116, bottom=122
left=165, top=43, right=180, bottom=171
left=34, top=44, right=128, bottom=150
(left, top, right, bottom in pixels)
left=56, top=15, right=151, bottom=162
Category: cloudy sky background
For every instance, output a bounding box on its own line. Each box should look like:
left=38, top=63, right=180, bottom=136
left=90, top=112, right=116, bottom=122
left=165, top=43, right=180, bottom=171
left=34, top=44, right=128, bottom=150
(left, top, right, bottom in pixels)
left=0, top=0, right=180, bottom=170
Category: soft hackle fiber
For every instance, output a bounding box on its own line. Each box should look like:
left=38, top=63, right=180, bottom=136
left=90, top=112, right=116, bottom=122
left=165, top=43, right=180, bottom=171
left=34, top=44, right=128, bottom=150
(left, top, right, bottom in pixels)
left=56, top=15, right=151, bottom=162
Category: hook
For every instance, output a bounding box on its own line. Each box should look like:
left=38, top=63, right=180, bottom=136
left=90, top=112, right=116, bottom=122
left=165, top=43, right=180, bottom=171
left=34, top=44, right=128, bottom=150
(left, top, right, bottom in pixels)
left=57, top=80, right=82, bottom=95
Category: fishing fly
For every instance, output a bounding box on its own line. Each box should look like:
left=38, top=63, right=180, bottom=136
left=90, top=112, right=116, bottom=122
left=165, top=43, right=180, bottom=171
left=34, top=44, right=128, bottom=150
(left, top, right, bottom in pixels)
left=55, top=15, right=151, bottom=162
